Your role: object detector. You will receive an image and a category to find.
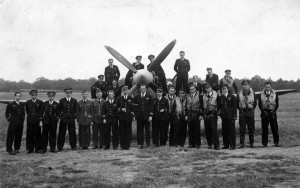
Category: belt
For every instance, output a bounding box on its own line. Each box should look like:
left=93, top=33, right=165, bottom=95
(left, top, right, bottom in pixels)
left=242, top=108, right=253, bottom=111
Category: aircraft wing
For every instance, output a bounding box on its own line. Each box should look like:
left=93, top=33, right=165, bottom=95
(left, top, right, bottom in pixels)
left=255, top=89, right=296, bottom=98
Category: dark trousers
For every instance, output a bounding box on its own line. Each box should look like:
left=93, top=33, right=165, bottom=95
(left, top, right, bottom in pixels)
left=204, top=116, right=219, bottom=149
left=176, top=76, right=188, bottom=94
left=103, top=118, right=118, bottom=148
left=222, top=119, right=236, bottom=148
left=137, top=118, right=150, bottom=146
left=168, top=114, right=175, bottom=146
left=79, top=125, right=91, bottom=148
left=262, top=117, right=279, bottom=146
left=57, top=121, right=76, bottom=150
left=26, top=121, right=42, bottom=151
left=173, top=116, right=187, bottom=146
left=239, top=111, right=255, bottom=145
left=188, top=117, right=201, bottom=147
left=41, top=121, right=57, bottom=151
left=119, top=119, right=132, bottom=149
left=92, top=123, right=104, bottom=148
left=152, top=119, right=166, bottom=146
left=6, top=123, right=23, bottom=152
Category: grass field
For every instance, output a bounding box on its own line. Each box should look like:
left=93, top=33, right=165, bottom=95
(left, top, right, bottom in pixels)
left=0, top=92, right=299, bottom=187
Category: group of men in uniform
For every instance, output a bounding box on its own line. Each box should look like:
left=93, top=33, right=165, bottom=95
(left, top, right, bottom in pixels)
left=5, top=51, right=281, bottom=155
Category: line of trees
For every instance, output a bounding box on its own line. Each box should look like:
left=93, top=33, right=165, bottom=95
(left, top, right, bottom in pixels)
left=0, top=75, right=299, bottom=92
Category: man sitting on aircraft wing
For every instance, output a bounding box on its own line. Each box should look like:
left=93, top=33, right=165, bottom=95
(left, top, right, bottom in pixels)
left=147, top=54, right=168, bottom=93
left=125, top=55, right=144, bottom=89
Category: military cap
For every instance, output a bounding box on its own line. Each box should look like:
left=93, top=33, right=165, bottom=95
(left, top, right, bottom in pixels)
left=168, top=85, right=175, bottom=90
left=225, top=69, right=231, bottom=73
left=29, top=89, right=38, bottom=95
left=122, top=86, right=129, bottom=91
left=156, top=87, right=163, bottom=92
left=241, top=80, right=250, bottom=85
left=98, top=75, right=104, bottom=79
left=64, top=88, right=73, bottom=92
left=148, top=54, right=155, bottom=60
left=167, top=81, right=173, bottom=86
left=47, top=91, right=56, bottom=96
left=222, top=84, right=230, bottom=89
left=264, top=81, right=272, bottom=85
left=207, top=67, right=212, bottom=71
left=205, top=83, right=212, bottom=89
left=136, top=55, right=142, bottom=60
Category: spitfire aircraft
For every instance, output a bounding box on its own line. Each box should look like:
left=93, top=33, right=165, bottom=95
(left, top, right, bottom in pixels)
left=0, top=39, right=297, bottom=104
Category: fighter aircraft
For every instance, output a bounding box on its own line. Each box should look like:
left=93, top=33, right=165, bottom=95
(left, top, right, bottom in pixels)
left=0, top=39, right=297, bottom=104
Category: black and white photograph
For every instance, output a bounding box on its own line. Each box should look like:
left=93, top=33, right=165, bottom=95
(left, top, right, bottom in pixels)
left=0, top=0, right=300, bottom=187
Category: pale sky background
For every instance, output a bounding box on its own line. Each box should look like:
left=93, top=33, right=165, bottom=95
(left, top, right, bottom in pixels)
left=0, top=0, right=300, bottom=83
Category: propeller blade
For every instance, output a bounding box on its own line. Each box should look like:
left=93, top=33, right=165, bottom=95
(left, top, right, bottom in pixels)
left=147, top=39, right=177, bottom=72
left=171, top=74, right=177, bottom=82
left=128, top=84, right=139, bottom=96
left=148, top=82, right=159, bottom=93
left=105, top=46, right=137, bottom=73
left=146, top=87, right=157, bottom=97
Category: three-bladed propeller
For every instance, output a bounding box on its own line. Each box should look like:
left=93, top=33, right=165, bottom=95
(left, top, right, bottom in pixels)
left=105, top=40, right=177, bottom=96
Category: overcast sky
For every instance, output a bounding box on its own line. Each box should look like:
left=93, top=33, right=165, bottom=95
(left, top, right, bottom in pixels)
left=1, top=0, right=299, bottom=83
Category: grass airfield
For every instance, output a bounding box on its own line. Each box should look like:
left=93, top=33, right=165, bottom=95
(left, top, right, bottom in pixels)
left=0, top=92, right=300, bottom=188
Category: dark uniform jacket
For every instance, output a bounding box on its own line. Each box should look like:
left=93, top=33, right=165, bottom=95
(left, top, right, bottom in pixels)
left=153, top=97, right=169, bottom=120
left=76, top=100, right=93, bottom=125
left=103, top=99, right=119, bottom=121
left=189, top=82, right=203, bottom=94
left=107, top=85, right=121, bottom=99
left=148, top=64, right=168, bottom=92
left=5, top=101, right=25, bottom=124
left=125, top=63, right=144, bottom=88
left=92, top=98, right=105, bottom=124
left=217, top=94, right=237, bottom=120
left=174, top=58, right=190, bottom=78
left=220, top=77, right=238, bottom=94
left=134, top=93, right=153, bottom=120
left=104, top=65, right=120, bottom=85
left=41, top=101, right=59, bottom=124
left=118, top=95, right=134, bottom=120
left=58, top=98, right=77, bottom=124
left=205, top=74, right=219, bottom=91
left=26, top=99, right=43, bottom=123
left=91, top=81, right=108, bottom=98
